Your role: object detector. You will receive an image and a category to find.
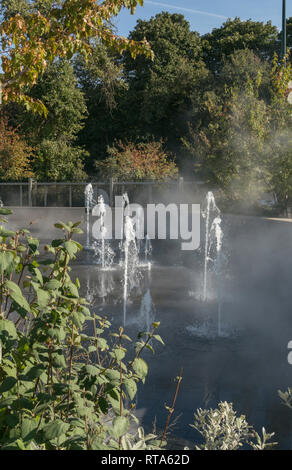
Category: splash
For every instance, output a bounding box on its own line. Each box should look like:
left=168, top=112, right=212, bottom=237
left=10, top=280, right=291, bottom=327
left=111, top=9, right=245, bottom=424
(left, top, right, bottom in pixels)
left=122, top=215, right=139, bottom=326
left=84, top=183, right=94, bottom=249
left=202, top=191, right=221, bottom=301
left=93, top=195, right=114, bottom=268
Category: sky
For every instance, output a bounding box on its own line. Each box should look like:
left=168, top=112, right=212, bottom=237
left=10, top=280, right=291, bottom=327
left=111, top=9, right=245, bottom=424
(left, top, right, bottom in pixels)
left=114, top=0, right=288, bottom=37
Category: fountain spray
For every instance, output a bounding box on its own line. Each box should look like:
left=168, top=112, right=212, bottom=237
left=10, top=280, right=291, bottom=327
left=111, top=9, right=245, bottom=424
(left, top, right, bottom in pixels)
left=84, top=183, right=94, bottom=249
left=211, top=216, right=223, bottom=336
left=202, top=191, right=220, bottom=301
left=123, top=215, right=137, bottom=326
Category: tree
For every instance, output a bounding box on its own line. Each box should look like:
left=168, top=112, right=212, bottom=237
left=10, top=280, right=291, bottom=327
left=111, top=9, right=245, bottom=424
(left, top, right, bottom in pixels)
left=261, top=55, right=292, bottom=214
left=183, top=50, right=271, bottom=202
left=35, top=138, right=87, bottom=181
left=0, top=114, right=34, bottom=180
left=9, top=60, right=89, bottom=181
left=121, top=12, right=209, bottom=157
left=74, top=41, right=129, bottom=172
left=184, top=48, right=292, bottom=213
left=96, top=140, right=178, bottom=181
left=0, top=0, right=152, bottom=112
left=203, top=17, right=278, bottom=73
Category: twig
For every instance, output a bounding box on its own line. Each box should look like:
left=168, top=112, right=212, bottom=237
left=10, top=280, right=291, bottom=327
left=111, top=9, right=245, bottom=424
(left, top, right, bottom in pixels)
left=159, top=368, right=183, bottom=448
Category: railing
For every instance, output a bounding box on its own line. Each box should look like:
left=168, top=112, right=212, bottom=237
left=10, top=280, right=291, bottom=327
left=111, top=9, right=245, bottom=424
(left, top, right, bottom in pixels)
left=0, top=178, right=205, bottom=207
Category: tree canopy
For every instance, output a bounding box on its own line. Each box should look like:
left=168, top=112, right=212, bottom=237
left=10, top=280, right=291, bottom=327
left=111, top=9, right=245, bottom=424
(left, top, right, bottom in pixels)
left=1, top=5, right=292, bottom=213
left=0, top=0, right=152, bottom=112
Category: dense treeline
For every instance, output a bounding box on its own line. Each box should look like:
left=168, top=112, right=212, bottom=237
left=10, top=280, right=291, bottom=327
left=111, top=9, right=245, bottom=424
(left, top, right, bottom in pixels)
left=2, top=1, right=292, bottom=211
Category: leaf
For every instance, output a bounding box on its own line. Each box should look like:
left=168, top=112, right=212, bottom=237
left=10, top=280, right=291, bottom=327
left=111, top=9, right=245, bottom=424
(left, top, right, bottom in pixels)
left=0, top=376, right=17, bottom=393
left=64, top=241, right=78, bottom=257
left=96, top=337, right=108, bottom=351
left=105, top=369, right=120, bottom=383
left=98, top=397, right=108, bottom=414
left=124, top=378, right=137, bottom=401
left=84, top=365, right=100, bottom=377
left=21, top=418, right=37, bottom=441
left=33, top=268, right=43, bottom=286
left=36, top=288, right=50, bottom=309
left=67, top=282, right=79, bottom=298
left=51, top=239, right=64, bottom=247
left=46, top=279, right=61, bottom=290
left=153, top=334, right=165, bottom=345
left=113, top=347, right=126, bottom=361
left=28, top=238, right=39, bottom=253
left=112, top=416, right=129, bottom=439
left=24, top=365, right=46, bottom=380
left=52, top=352, right=67, bottom=369
left=0, top=252, right=14, bottom=274
left=132, top=358, right=148, bottom=380
left=0, top=227, right=15, bottom=237
left=0, top=319, right=17, bottom=340
left=43, top=420, right=70, bottom=441
left=5, top=280, right=30, bottom=312
left=0, top=208, right=13, bottom=215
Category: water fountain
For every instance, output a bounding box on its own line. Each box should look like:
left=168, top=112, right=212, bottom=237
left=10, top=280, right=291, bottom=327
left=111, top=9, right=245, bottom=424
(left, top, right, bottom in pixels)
left=209, top=216, right=224, bottom=336
left=202, top=191, right=221, bottom=301
left=85, top=269, right=115, bottom=306
left=93, top=195, right=114, bottom=268
left=84, top=183, right=94, bottom=250
left=188, top=192, right=227, bottom=338
left=135, top=206, right=144, bottom=258
left=138, top=269, right=154, bottom=332
left=144, top=234, right=152, bottom=267
left=122, top=215, right=139, bottom=326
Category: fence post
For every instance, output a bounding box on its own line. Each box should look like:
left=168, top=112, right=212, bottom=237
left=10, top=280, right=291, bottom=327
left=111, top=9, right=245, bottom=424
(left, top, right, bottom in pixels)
left=28, top=178, right=33, bottom=207
left=19, top=185, right=23, bottom=207
left=44, top=185, right=48, bottom=207
left=68, top=184, right=72, bottom=207
left=109, top=177, right=114, bottom=207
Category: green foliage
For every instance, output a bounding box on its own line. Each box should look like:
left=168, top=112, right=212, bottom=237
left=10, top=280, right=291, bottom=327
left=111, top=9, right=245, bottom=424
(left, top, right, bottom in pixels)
left=203, top=17, right=278, bottom=72
left=184, top=49, right=292, bottom=210
left=4, top=61, right=89, bottom=181
left=0, top=113, right=34, bottom=181
left=0, top=213, right=164, bottom=450
left=122, top=12, right=208, bottom=150
left=28, top=61, right=88, bottom=141
left=0, top=0, right=152, bottom=111
left=187, top=402, right=277, bottom=451
left=33, top=138, right=87, bottom=182
left=74, top=42, right=129, bottom=171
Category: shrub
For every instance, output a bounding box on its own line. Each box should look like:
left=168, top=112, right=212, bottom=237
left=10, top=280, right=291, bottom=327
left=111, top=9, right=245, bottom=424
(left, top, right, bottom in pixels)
left=0, top=115, right=34, bottom=181
left=96, top=140, right=178, bottom=181
left=187, top=401, right=277, bottom=450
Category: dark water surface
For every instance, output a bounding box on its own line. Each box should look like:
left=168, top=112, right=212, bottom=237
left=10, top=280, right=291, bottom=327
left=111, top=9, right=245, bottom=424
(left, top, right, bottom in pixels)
left=67, top=216, right=292, bottom=449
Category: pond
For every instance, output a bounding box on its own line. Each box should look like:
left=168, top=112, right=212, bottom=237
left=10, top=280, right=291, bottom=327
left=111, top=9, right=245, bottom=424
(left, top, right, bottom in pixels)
left=66, top=213, right=292, bottom=449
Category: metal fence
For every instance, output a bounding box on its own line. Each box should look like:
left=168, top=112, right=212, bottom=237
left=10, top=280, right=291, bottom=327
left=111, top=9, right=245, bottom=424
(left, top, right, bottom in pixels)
left=0, top=178, right=206, bottom=207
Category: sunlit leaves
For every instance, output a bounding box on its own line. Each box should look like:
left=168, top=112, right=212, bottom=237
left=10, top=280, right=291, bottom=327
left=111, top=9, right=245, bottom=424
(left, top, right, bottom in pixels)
left=0, top=1, right=152, bottom=112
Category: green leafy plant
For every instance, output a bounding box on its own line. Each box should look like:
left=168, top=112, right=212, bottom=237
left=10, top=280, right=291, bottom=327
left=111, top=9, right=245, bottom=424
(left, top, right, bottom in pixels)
left=0, top=209, right=164, bottom=450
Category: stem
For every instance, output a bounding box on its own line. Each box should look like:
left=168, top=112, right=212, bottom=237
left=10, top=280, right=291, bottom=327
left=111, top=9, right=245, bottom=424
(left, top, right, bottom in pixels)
left=67, top=321, right=74, bottom=413
left=93, top=314, right=101, bottom=366
left=129, top=325, right=157, bottom=369
left=119, top=327, right=123, bottom=450
left=159, top=368, right=183, bottom=448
